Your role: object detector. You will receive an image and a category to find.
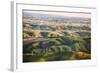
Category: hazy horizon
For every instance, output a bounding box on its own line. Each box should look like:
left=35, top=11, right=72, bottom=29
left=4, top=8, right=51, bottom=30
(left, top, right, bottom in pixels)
left=23, top=10, right=91, bottom=18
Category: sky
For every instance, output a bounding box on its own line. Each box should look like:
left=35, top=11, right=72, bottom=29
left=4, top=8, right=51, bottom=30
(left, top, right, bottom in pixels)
left=23, top=10, right=91, bottom=18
